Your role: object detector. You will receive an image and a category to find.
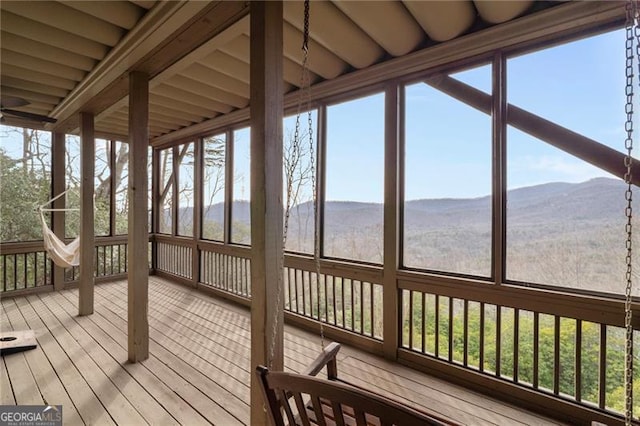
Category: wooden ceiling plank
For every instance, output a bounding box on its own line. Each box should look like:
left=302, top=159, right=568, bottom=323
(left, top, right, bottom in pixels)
left=1, top=11, right=109, bottom=59
left=149, top=93, right=212, bottom=118
left=199, top=51, right=250, bottom=83
left=148, top=110, right=194, bottom=128
left=1, top=49, right=90, bottom=82
left=8, top=104, right=54, bottom=116
left=52, top=1, right=236, bottom=134
left=284, top=1, right=384, bottom=69
left=110, top=109, right=186, bottom=130
left=1, top=1, right=124, bottom=46
left=13, top=101, right=56, bottom=113
left=473, top=1, right=534, bottom=24
left=183, top=62, right=249, bottom=98
left=332, top=1, right=424, bottom=57
left=2, top=76, right=69, bottom=99
left=1, top=31, right=97, bottom=72
left=60, top=1, right=145, bottom=30
left=2, top=64, right=77, bottom=91
left=164, top=75, right=248, bottom=109
left=281, top=21, right=347, bottom=79
left=153, top=84, right=234, bottom=114
left=1, top=86, right=61, bottom=106
left=129, top=1, right=157, bottom=11
left=402, top=1, right=476, bottom=42
left=219, top=34, right=320, bottom=87
left=150, top=103, right=202, bottom=123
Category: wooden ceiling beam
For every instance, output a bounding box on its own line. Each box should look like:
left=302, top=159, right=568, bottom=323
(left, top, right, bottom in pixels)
left=1, top=49, right=87, bottom=82
left=151, top=1, right=623, bottom=146
left=1, top=86, right=62, bottom=106
left=1, top=1, right=124, bottom=46
left=60, top=1, right=145, bottom=30
left=2, top=76, right=69, bottom=99
left=182, top=62, right=250, bottom=99
left=53, top=1, right=248, bottom=136
left=1, top=31, right=97, bottom=72
left=2, top=64, right=77, bottom=91
left=163, top=75, right=248, bottom=109
left=1, top=11, right=109, bottom=59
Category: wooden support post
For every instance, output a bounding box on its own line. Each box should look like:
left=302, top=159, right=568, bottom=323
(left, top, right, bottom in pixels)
left=383, top=84, right=401, bottom=359
left=128, top=71, right=150, bottom=362
left=224, top=130, right=234, bottom=244
left=193, top=138, right=203, bottom=286
left=51, top=131, right=66, bottom=291
left=151, top=148, right=160, bottom=272
left=492, top=54, right=507, bottom=285
left=250, top=2, right=284, bottom=425
left=78, top=112, right=95, bottom=315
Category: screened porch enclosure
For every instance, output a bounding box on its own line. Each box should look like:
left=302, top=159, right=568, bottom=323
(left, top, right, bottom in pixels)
left=0, top=1, right=638, bottom=425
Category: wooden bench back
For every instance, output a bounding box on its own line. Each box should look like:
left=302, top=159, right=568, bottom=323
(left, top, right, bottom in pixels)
left=256, top=366, right=451, bottom=426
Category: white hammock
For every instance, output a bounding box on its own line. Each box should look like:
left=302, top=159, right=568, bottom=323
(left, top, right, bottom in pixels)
left=39, top=190, right=80, bottom=268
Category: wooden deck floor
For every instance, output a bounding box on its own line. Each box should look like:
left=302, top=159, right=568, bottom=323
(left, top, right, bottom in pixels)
left=0, top=277, right=565, bottom=425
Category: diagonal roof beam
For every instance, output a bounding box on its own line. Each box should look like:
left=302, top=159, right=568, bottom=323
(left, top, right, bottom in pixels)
left=425, top=74, right=640, bottom=187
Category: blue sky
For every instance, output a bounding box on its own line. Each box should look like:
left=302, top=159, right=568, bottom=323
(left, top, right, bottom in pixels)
left=323, top=27, right=625, bottom=202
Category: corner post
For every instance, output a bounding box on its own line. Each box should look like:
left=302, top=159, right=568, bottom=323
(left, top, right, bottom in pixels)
left=128, top=71, right=150, bottom=362
left=78, top=112, right=95, bottom=315
left=249, top=1, right=284, bottom=424
left=383, top=83, right=401, bottom=359
left=51, top=131, right=66, bottom=291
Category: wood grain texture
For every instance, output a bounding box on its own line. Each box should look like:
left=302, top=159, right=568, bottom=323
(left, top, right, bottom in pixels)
left=78, top=111, right=94, bottom=315
left=1, top=277, right=566, bottom=425
left=127, top=71, right=150, bottom=362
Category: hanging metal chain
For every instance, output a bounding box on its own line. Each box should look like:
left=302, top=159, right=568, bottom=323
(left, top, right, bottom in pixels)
left=623, top=1, right=638, bottom=423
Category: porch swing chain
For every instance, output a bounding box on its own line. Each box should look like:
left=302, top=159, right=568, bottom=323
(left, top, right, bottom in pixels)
left=623, top=0, right=638, bottom=423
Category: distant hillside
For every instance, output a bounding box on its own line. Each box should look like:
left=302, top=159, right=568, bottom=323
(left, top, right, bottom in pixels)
left=168, top=177, right=634, bottom=295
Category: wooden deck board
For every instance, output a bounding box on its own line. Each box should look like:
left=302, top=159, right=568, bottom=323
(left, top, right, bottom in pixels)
left=89, top=286, right=246, bottom=425
left=37, top=291, right=177, bottom=426
left=0, top=355, right=15, bottom=405
left=6, top=297, right=115, bottom=425
left=0, top=277, right=566, bottom=425
left=2, top=298, right=83, bottom=424
left=53, top=290, right=209, bottom=426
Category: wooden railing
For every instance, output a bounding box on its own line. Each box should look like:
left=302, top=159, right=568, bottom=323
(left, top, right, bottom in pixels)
left=1, top=237, right=130, bottom=292
left=4, top=233, right=635, bottom=422
left=155, top=236, right=192, bottom=280
left=65, top=237, right=129, bottom=282
left=284, top=256, right=384, bottom=341
left=155, top=239, right=384, bottom=342
left=0, top=241, right=51, bottom=292
left=200, top=243, right=251, bottom=299
left=398, top=272, right=639, bottom=420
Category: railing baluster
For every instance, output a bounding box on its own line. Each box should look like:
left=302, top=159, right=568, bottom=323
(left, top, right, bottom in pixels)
left=514, top=308, right=519, bottom=382
left=554, top=316, right=560, bottom=395
left=435, top=294, right=440, bottom=359
left=359, top=280, right=364, bottom=333
left=576, top=319, right=582, bottom=402
left=496, top=306, right=501, bottom=377
left=463, top=299, right=468, bottom=367
left=331, top=275, right=337, bottom=326
left=599, top=325, right=606, bottom=409
left=448, top=297, right=453, bottom=362
left=533, top=312, right=539, bottom=389
left=479, top=302, right=485, bottom=372
left=409, top=290, right=414, bottom=350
